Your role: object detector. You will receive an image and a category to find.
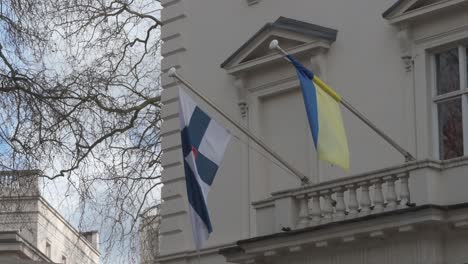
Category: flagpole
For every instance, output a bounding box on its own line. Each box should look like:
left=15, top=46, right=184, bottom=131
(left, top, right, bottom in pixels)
left=269, top=39, right=415, bottom=162
left=168, top=68, right=311, bottom=185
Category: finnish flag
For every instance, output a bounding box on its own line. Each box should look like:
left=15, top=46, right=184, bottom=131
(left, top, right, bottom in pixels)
left=178, top=88, right=231, bottom=249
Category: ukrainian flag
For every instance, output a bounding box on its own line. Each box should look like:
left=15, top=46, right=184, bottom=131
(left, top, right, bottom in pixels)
left=287, top=55, right=349, bottom=170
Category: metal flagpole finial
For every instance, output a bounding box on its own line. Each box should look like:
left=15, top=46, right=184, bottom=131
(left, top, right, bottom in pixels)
left=168, top=67, right=177, bottom=77
left=269, top=39, right=279, bottom=50
left=269, top=39, right=290, bottom=60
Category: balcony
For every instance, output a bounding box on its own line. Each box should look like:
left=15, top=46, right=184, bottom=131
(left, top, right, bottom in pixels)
left=253, top=158, right=468, bottom=236
left=220, top=159, right=468, bottom=264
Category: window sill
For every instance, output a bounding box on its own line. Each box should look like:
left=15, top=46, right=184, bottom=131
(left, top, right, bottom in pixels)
left=438, top=155, right=468, bottom=169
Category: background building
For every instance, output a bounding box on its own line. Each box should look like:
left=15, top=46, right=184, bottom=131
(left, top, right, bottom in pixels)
left=158, top=0, right=468, bottom=263
left=139, top=205, right=161, bottom=264
left=0, top=170, right=100, bottom=264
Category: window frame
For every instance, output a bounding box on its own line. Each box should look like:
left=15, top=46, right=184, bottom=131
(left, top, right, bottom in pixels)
left=432, top=45, right=468, bottom=160
left=45, top=241, right=52, bottom=258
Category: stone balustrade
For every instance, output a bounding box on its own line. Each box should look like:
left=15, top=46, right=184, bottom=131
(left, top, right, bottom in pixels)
left=0, top=170, right=41, bottom=196
left=294, top=172, right=410, bottom=229
left=0, top=174, right=18, bottom=186
left=251, top=160, right=447, bottom=235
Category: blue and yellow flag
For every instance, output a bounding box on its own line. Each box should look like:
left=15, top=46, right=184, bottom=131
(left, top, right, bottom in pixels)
left=287, top=55, right=349, bottom=170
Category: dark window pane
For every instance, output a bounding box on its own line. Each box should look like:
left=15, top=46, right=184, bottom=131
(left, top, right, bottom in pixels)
left=438, top=98, right=463, bottom=159
left=436, top=48, right=460, bottom=95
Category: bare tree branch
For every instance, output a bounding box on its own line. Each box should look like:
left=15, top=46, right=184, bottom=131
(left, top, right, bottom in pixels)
left=0, top=0, right=163, bottom=262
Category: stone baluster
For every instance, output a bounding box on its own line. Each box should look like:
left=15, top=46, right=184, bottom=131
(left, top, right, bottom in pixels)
left=333, top=187, right=346, bottom=220
left=371, top=178, right=384, bottom=213
left=309, top=192, right=322, bottom=226
left=321, top=191, right=333, bottom=223
left=359, top=182, right=371, bottom=215
left=346, top=184, right=359, bottom=218
left=384, top=175, right=398, bottom=210
left=296, top=194, right=309, bottom=228
left=399, top=173, right=411, bottom=208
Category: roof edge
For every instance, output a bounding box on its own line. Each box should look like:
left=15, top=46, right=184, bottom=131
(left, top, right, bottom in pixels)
left=382, top=0, right=406, bottom=18
left=220, top=16, right=338, bottom=69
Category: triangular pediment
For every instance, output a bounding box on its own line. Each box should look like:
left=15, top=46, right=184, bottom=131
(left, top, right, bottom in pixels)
left=240, top=36, right=305, bottom=63
left=221, top=17, right=337, bottom=75
left=383, top=0, right=468, bottom=24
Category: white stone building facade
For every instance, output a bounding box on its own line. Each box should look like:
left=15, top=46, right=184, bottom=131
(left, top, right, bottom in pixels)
left=0, top=171, right=100, bottom=264
left=158, top=0, right=468, bottom=263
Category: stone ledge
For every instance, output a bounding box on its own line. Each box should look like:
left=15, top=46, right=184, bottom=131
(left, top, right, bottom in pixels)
left=161, top=0, right=180, bottom=8
left=221, top=204, right=468, bottom=263
left=157, top=242, right=237, bottom=263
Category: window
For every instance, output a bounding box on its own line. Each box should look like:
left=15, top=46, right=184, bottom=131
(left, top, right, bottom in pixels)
left=433, top=46, right=468, bottom=159
left=45, top=242, right=51, bottom=258
left=62, top=255, right=67, bottom=264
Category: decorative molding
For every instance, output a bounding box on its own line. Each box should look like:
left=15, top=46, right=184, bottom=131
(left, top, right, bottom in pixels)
left=221, top=16, right=337, bottom=72
left=315, top=241, right=328, bottom=247
left=162, top=13, right=187, bottom=25
left=342, top=236, right=356, bottom=243
left=414, top=24, right=468, bottom=46
left=454, top=220, right=468, bottom=228
left=225, top=41, right=331, bottom=75
left=402, top=55, right=413, bottom=72
left=157, top=242, right=237, bottom=262
left=221, top=17, right=337, bottom=127
left=245, top=52, right=329, bottom=102
left=263, top=250, right=277, bottom=257
left=310, top=49, right=328, bottom=77
left=288, top=246, right=302, bottom=252
left=245, top=259, right=266, bottom=264
left=233, top=75, right=249, bottom=118
left=398, top=225, right=415, bottom=232
left=397, top=27, right=413, bottom=72
left=161, top=0, right=180, bottom=8
left=221, top=205, right=459, bottom=264
left=248, top=76, right=297, bottom=95
left=246, top=0, right=260, bottom=5
left=383, top=0, right=468, bottom=24
left=397, top=27, right=411, bottom=55
left=238, top=102, right=248, bottom=118
left=369, top=230, right=385, bottom=238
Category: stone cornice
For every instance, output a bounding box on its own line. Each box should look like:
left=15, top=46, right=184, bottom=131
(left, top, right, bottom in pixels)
left=221, top=16, right=337, bottom=72
left=0, top=231, right=53, bottom=262
left=384, top=0, right=468, bottom=25
left=221, top=203, right=468, bottom=263
left=225, top=41, right=330, bottom=76
left=156, top=242, right=237, bottom=263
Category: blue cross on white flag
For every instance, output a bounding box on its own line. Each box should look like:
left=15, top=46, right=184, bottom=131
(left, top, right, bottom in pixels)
left=178, top=88, right=231, bottom=250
